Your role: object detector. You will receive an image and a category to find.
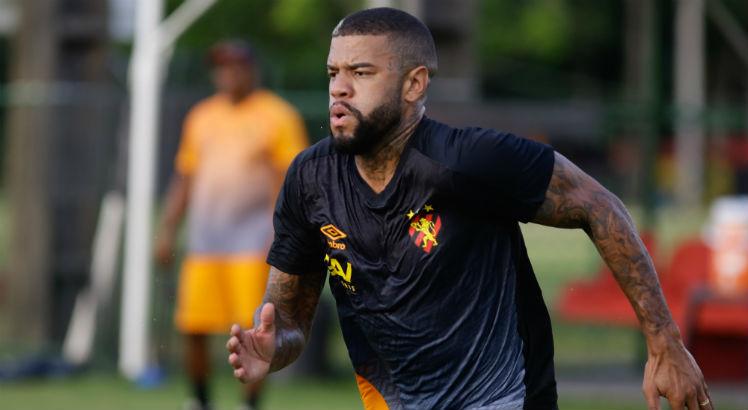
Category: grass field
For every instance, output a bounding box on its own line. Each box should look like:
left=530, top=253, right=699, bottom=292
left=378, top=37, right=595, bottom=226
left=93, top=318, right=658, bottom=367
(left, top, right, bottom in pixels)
left=2, top=206, right=747, bottom=409
left=0, top=373, right=636, bottom=410
left=2, top=370, right=744, bottom=410
left=0, top=374, right=361, bottom=410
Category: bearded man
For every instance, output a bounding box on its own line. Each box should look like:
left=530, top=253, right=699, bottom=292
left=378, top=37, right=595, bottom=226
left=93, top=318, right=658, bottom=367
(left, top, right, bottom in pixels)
left=227, top=8, right=711, bottom=410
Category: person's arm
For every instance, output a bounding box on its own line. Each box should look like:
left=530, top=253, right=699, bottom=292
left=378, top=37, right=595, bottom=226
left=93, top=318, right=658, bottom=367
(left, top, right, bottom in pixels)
left=154, top=174, right=192, bottom=267
left=226, top=266, right=326, bottom=383
left=532, top=152, right=711, bottom=410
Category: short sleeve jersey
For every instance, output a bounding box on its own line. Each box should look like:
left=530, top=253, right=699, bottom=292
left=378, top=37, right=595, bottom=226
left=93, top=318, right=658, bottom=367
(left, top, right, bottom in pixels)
left=267, top=117, right=557, bottom=410
left=175, top=90, right=307, bottom=255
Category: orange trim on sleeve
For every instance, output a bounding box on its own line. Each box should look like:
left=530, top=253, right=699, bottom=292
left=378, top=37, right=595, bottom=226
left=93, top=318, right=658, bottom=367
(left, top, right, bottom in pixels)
left=355, top=374, right=390, bottom=410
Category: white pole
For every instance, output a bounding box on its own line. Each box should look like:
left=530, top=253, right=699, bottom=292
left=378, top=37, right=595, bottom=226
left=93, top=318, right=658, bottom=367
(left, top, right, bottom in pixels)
left=118, top=0, right=218, bottom=381
left=674, top=0, right=705, bottom=208
left=158, top=0, right=217, bottom=55
left=119, top=0, right=163, bottom=380
left=64, top=192, right=125, bottom=365
left=707, top=0, right=748, bottom=67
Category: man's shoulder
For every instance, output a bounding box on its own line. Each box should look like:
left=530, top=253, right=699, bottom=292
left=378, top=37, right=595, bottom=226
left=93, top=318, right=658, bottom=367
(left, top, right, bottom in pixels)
left=253, top=89, right=302, bottom=118
left=415, top=117, right=512, bottom=167
left=187, top=94, right=225, bottom=118
left=289, top=137, right=336, bottom=173
left=414, top=116, right=555, bottom=188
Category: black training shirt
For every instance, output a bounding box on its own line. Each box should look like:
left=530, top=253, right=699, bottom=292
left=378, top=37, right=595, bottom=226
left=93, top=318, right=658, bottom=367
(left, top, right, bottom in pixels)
left=267, top=116, right=557, bottom=410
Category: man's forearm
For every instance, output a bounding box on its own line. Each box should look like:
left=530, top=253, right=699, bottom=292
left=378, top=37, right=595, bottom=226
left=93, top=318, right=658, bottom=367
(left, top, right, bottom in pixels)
left=533, top=151, right=709, bottom=407
left=158, top=175, right=191, bottom=235
left=259, top=267, right=325, bottom=372
left=532, top=153, right=678, bottom=341
left=585, top=194, right=678, bottom=340
left=257, top=308, right=306, bottom=372
left=252, top=299, right=306, bottom=372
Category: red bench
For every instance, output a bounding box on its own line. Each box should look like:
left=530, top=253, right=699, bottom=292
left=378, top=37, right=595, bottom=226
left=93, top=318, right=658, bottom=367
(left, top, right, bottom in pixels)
left=556, top=234, right=658, bottom=327
left=556, top=236, right=748, bottom=381
left=681, top=276, right=748, bottom=379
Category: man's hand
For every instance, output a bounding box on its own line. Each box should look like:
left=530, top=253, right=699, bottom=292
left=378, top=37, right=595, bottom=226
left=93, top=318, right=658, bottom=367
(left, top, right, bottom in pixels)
left=227, top=303, right=277, bottom=384
left=643, top=335, right=712, bottom=410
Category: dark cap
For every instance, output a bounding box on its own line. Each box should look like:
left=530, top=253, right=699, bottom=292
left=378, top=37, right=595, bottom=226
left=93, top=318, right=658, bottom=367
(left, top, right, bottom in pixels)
left=207, top=40, right=256, bottom=66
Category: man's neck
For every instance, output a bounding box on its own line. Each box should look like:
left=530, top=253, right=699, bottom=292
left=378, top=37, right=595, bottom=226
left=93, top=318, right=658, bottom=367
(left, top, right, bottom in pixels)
left=354, top=107, right=424, bottom=194
left=226, top=85, right=256, bottom=104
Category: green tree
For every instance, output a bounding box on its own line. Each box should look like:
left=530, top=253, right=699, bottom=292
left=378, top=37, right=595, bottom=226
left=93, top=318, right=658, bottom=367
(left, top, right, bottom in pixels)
left=478, top=0, right=623, bottom=99
left=166, top=0, right=362, bottom=90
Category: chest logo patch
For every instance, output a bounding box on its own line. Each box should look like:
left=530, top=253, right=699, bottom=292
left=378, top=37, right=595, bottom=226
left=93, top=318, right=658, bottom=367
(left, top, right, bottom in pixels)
left=321, top=223, right=347, bottom=250
left=407, top=204, right=442, bottom=253
left=321, top=224, right=347, bottom=240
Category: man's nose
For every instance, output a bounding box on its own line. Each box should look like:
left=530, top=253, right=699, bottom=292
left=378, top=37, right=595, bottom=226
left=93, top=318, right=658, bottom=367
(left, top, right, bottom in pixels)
left=330, top=74, right=352, bottom=99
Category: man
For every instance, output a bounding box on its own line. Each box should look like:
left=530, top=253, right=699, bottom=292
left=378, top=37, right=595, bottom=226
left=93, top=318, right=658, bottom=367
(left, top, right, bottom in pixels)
left=155, top=40, right=308, bottom=410
left=226, top=8, right=711, bottom=410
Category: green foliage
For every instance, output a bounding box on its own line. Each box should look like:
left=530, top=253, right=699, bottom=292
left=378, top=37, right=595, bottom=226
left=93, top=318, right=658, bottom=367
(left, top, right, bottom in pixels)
left=161, top=0, right=627, bottom=97
left=478, top=0, right=623, bottom=99
left=165, top=0, right=363, bottom=89
left=271, top=0, right=328, bottom=36
left=480, top=0, right=573, bottom=64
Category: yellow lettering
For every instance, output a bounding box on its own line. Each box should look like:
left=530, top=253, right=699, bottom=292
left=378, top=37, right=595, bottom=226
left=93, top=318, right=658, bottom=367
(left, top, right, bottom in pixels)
left=330, top=259, right=342, bottom=277
left=327, top=256, right=352, bottom=283
left=327, top=240, right=346, bottom=250
left=342, top=262, right=351, bottom=282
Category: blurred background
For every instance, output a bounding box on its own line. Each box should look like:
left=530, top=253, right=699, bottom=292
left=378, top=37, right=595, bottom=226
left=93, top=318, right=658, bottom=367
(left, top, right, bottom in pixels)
left=0, top=0, right=747, bottom=409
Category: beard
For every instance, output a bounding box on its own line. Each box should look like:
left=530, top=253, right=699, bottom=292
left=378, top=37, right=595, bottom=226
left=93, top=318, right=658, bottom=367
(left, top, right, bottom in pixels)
left=329, top=90, right=402, bottom=156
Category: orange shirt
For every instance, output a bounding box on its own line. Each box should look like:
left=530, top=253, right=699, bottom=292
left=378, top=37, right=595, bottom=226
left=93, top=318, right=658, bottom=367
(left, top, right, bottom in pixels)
left=175, top=90, right=307, bottom=256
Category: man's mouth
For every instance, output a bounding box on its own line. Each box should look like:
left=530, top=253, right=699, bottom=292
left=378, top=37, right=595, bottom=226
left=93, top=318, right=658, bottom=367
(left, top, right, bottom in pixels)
left=330, top=103, right=352, bottom=128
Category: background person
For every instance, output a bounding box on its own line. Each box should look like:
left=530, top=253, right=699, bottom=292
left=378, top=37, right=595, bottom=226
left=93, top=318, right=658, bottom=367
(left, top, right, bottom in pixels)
left=155, top=39, right=308, bottom=410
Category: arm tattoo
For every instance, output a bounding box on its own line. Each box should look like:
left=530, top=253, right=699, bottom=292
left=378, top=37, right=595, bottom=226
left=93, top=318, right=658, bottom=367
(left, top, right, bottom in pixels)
left=532, top=152, right=676, bottom=337
left=258, top=266, right=326, bottom=372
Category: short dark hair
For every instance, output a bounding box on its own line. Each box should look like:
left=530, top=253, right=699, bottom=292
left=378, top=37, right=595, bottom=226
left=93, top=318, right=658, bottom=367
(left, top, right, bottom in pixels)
left=208, top=39, right=256, bottom=67
left=332, top=7, right=438, bottom=77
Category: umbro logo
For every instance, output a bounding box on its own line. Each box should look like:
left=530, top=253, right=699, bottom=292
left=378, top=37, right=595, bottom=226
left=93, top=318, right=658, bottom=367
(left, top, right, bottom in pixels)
left=321, top=224, right=347, bottom=250
left=321, top=224, right=347, bottom=240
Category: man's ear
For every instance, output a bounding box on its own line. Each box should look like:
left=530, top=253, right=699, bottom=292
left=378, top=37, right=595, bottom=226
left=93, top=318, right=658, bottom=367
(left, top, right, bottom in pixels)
left=402, top=66, right=429, bottom=103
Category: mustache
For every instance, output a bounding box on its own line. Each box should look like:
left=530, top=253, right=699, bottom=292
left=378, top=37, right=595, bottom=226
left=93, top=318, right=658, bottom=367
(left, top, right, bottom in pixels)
left=330, top=101, right=364, bottom=119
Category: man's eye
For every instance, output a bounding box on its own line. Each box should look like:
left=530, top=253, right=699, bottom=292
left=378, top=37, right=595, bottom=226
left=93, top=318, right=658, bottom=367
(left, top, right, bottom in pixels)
left=354, top=71, right=369, bottom=77
left=327, top=72, right=337, bottom=78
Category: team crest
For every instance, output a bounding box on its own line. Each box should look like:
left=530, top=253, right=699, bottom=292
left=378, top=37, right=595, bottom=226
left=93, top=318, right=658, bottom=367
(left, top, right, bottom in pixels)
left=407, top=204, right=442, bottom=253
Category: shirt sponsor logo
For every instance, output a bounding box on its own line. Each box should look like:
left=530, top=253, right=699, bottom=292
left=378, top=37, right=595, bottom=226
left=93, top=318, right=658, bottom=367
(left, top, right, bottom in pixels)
left=406, top=204, right=442, bottom=253
left=325, top=254, right=356, bottom=293
left=321, top=223, right=347, bottom=250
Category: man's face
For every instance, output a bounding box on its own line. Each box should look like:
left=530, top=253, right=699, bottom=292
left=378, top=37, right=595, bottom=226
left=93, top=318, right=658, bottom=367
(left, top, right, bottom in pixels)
left=327, top=35, right=404, bottom=155
left=212, top=62, right=253, bottom=96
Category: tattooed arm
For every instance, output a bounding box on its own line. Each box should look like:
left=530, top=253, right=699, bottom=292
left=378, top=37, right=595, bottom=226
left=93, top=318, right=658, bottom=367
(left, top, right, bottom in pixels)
left=533, top=152, right=712, bottom=410
left=227, top=266, right=326, bottom=383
